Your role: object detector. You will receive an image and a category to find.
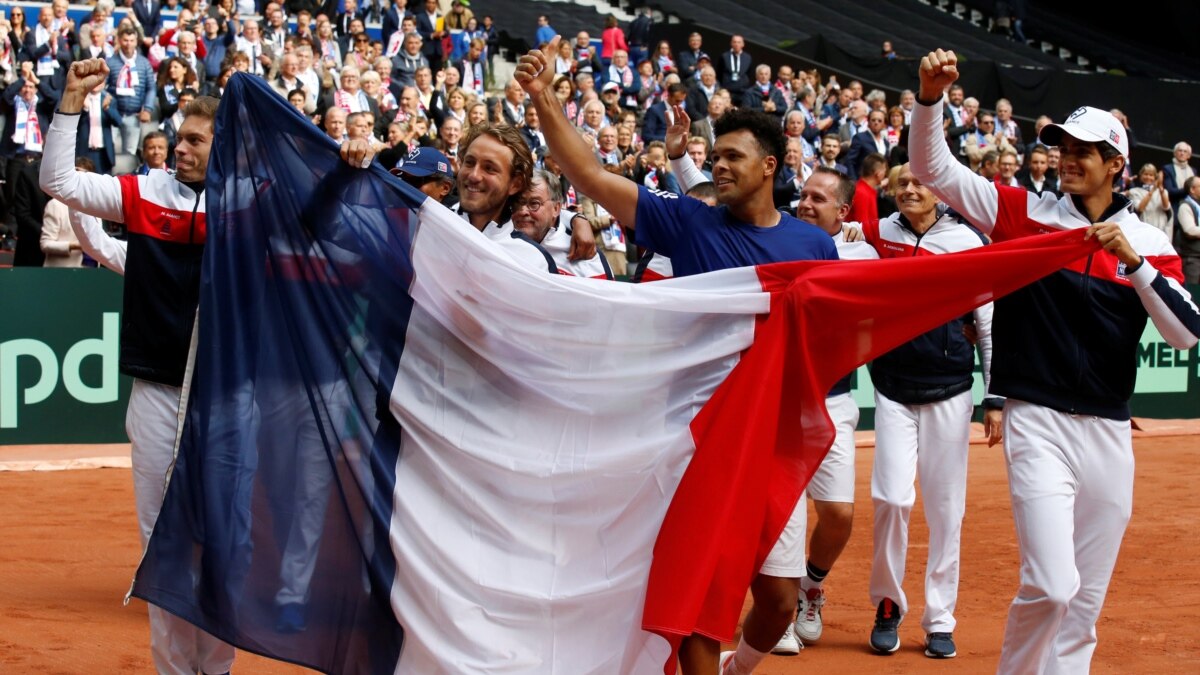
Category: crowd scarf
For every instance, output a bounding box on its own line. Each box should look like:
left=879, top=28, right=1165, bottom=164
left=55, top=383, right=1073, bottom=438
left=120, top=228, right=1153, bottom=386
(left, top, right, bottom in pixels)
left=1001, top=118, right=1019, bottom=143
left=385, top=31, right=403, bottom=57
left=34, top=23, right=54, bottom=50
left=600, top=147, right=620, bottom=165
left=887, top=126, right=901, bottom=151
left=1185, top=195, right=1200, bottom=223
left=461, top=57, right=483, bottom=97
left=0, top=37, right=11, bottom=77
left=85, top=91, right=104, bottom=148
left=563, top=100, right=578, bottom=124
left=13, top=94, right=42, bottom=152
left=799, top=102, right=816, bottom=127
left=334, top=87, right=368, bottom=113
left=377, top=90, right=397, bottom=114
left=117, top=51, right=139, bottom=93
left=656, top=54, right=674, bottom=73
left=320, top=38, right=338, bottom=63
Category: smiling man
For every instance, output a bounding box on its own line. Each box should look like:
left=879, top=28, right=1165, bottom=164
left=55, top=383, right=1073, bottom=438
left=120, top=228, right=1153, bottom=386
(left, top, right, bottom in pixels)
left=515, top=35, right=836, bottom=675
left=913, top=48, right=1200, bottom=673
left=40, top=58, right=234, bottom=675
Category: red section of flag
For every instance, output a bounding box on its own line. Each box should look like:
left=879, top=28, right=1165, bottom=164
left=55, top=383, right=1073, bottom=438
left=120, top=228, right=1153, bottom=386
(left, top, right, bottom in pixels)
left=643, top=227, right=1099, bottom=670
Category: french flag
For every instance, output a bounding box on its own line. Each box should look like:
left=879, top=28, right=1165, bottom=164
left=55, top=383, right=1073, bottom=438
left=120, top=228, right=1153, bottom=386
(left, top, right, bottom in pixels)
left=132, top=75, right=1097, bottom=674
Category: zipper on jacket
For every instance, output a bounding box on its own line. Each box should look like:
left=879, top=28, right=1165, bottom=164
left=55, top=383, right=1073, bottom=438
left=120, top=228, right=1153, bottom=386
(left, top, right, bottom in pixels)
left=1071, top=253, right=1095, bottom=400
left=188, top=191, right=202, bottom=244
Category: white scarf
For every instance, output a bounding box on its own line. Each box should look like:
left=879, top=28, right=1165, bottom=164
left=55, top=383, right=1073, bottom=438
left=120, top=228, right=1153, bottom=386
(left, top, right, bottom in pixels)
left=13, top=95, right=42, bottom=152
left=85, top=91, right=103, bottom=148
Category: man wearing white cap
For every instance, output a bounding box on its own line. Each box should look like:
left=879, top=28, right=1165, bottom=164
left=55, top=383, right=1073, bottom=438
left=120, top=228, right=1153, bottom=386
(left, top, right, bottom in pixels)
left=911, top=49, right=1200, bottom=672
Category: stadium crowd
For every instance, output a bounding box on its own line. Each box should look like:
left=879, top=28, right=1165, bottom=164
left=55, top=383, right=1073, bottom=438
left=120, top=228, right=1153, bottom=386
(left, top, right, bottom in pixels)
left=4, top=0, right=1198, bottom=281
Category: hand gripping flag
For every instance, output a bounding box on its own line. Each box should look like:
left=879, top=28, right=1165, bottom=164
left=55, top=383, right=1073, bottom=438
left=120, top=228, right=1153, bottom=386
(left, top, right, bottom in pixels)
left=131, top=74, right=1098, bottom=674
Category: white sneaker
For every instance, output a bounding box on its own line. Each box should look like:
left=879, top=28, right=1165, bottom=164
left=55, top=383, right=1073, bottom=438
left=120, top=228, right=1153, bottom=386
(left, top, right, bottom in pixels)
left=718, top=650, right=736, bottom=674
left=795, top=586, right=826, bottom=643
left=771, top=623, right=803, bottom=655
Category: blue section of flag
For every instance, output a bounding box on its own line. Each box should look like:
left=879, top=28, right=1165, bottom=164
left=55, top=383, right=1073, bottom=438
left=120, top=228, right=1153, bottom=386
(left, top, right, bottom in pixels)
left=131, top=74, right=426, bottom=674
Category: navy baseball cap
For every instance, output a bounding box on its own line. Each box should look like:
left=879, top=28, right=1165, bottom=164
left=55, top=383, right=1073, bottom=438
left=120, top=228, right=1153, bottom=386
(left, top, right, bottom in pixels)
left=392, top=147, right=454, bottom=179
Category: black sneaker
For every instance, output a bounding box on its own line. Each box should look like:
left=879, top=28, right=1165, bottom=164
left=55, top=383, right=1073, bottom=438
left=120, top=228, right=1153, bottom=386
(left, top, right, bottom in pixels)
left=869, top=598, right=902, bottom=654
left=925, top=632, right=957, bottom=658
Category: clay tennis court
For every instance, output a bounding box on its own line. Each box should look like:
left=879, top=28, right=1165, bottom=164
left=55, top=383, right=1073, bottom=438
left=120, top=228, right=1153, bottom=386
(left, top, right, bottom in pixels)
left=2, top=423, right=1198, bottom=674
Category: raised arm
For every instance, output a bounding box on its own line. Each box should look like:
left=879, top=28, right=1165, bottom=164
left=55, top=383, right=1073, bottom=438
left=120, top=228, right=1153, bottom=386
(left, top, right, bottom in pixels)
left=664, top=102, right=707, bottom=192
left=515, top=36, right=639, bottom=229
left=39, top=59, right=125, bottom=223
left=909, top=49, right=999, bottom=233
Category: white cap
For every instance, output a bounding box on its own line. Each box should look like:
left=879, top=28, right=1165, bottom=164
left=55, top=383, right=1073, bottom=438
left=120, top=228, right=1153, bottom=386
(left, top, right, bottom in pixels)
left=1038, top=106, right=1128, bottom=158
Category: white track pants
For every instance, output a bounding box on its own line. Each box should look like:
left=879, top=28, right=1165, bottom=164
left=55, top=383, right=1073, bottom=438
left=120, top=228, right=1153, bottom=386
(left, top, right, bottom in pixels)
left=869, top=389, right=972, bottom=633
left=127, top=378, right=236, bottom=675
left=996, top=401, right=1133, bottom=675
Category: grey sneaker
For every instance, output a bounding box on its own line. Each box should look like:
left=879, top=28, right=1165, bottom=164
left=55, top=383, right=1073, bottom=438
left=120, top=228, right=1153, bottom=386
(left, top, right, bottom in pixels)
left=869, top=598, right=902, bottom=654
left=925, top=632, right=957, bottom=658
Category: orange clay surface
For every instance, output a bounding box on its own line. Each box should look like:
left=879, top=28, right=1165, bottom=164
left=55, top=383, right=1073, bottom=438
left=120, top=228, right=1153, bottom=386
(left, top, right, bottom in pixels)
left=1, top=425, right=1198, bottom=674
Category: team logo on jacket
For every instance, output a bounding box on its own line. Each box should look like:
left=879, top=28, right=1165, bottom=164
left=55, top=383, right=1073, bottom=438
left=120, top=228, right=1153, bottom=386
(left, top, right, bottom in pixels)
left=1116, top=261, right=1128, bottom=280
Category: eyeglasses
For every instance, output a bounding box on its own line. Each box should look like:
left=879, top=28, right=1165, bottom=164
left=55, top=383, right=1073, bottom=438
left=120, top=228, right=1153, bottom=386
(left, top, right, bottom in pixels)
left=979, top=120, right=994, bottom=125
left=512, top=199, right=549, bottom=212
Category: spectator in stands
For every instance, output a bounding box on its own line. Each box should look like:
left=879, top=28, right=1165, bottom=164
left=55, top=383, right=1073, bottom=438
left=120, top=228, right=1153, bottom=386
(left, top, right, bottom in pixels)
left=677, top=32, right=705, bottom=81
left=886, top=105, right=906, bottom=154
left=822, top=86, right=850, bottom=134
left=1177, top=177, right=1200, bottom=283
left=686, top=135, right=712, bottom=180
left=520, top=106, right=547, bottom=153
left=345, top=30, right=375, bottom=72
left=4, top=69, right=56, bottom=266
left=964, top=110, right=1016, bottom=172
left=847, top=152, right=886, bottom=224
left=942, top=83, right=970, bottom=163
left=626, top=7, right=652, bottom=66
left=414, top=66, right=447, bottom=128
left=312, top=19, right=342, bottom=71
left=500, top=78, right=527, bottom=127
left=652, top=40, right=676, bottom=76
left=554, top=38, right=575, bottom=75
left=201, top=16, right=232, bottom=83
left=847, top=108, right=889, bottom=179
left=783, top=110, right=814, bottom=164
left=882, top=40, right=896, bottom=60
left=605, top=50, right=639, bottom=111
left=1017, top=144, right=1058, bottom=197
left=899, top=89, right=916, bottom=124
left=24, top=6, right=71, bottom=97
left=643, top=82, right=687, bottom=143
left=579, top=98, right=607, bottom=138
left=864, top=89, right=887, bottom=114
left=635, top=58, right=660, bottom=111
left=776, top=137, right=809, bottom=209
left=685, top=63, right=719, bottom=119
left=595, top=124, right=621, bottom=165
left=136, top=130, right=169, bottom=174
left=481, top=15, right=499, bottom=88
left=157, top=57, right=199, bottom=120
left=443, top=87, right=468, bottom=124
left=415, top=0, right=444, bottom=69
left=1162, top=142, right=1194, bottom=210
left=599, top=82, right=623, bottom=121
left=392, top=33, right=428, bottom=88
left=996, top=149, right=1020, bottom=187
left=434, top=116, right=462, bottom=162
left=838, top=100, right=870, bottom=152
left=690, top=89, right=728, bottom=149
left=1127, top=164, right=1174, bottom=240
left=75, top=23, right=112, bottom=62
left=445, top=0, right=474, bottom=33
left=160, top=88, right=197, bottom=167
left=573, top=32, right=602, bottom=79
left=600, top=15, right=627, bottom=68
left=743, top=64, right=786, bottom=121
left=552, top=74, right=578, bottom=125
left=719, top=34, right=751, bottom=99
left=40, top=156, right=94, bottom=268
left=75, top=77, right=120, bottom=175
left=361, top=69, right=396, bottom=122
left=334, top=0, right=362, bottom=38
left=107, top=27, right=156, bottom=161
left=271, top=52, right=306, bottom=108
left=817, top=133, right=848, bottom=174
left=234, top=19, right=273, bottom=77
left=263, top=7, right=288, bottom=55
left=977, top=149, right=999, bottom=180
left=323, top=105, right=347, bottom=144
left=994, top=98, right=1022, bottom=149
left=534, top=15, right=555, bottom=50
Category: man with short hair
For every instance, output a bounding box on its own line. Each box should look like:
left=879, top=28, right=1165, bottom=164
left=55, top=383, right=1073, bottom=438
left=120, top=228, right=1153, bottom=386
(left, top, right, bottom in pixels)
left=137, top=130, right=169, bottom=174
left=500, top=78, right=527, bottom=127
left=1017, top=144, right=1058, bottom=197
left=978, top=149, right=999, bottom=180
left=573, top=31, right=602, bottom=77
left=534, top=14, right=555, bottom=48
left=643, top=82, right=687, bottom=143
left=686, top=65, right=718, bottom=117
left=686, top=135, right=712, bottom=181
left=515, top=36, right=837, bottom=675
left=512, top=168, right=611, bottom=279
left=718, top=34, right=752, bottom=99
left=43, top=57, right=235, bottom=675
left=605, top=50, right=639, bottom=111
left=1162, top=141, right=1194, bottom=210
left=415, top=0, right=444, bottom=69
left=996, top=149, right=1019, bottom=187
left=1175, top=176, right=1200, bottom=283
left=837, top=100, right=869, bottom=153
left=24, top=6, right=72, bottom=97
left=106, top=27, right=155, bottom=159
left=742, top=64, right=786, bottom=121
left=677, top=32, right=705, bottom=81
left=690, top=89, right=727, bottom=148
left=520, top=105, right=545, bottom=152
left=913, top=48, right=1199, bottom=672
left=392, top=33, right=428, bottom=88
left=847, top=152, right=886, bottom=224
left=235, top=19, right=274, bottom=77
left=324, top=106, right=347, bottom=144
left=846, top=109, right=889, bottom=179
left=817, top=134, right=848, bottom=175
